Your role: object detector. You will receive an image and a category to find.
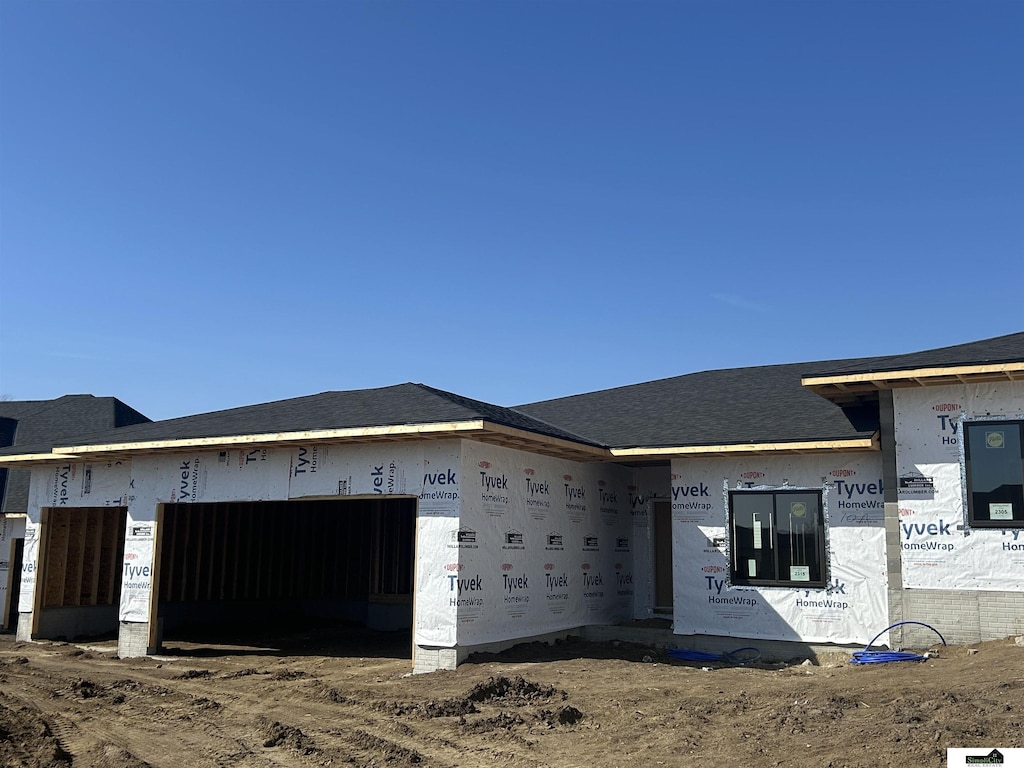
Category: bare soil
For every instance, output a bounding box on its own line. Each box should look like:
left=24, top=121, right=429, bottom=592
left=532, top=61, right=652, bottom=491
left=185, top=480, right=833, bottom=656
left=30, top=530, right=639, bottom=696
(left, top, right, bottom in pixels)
left=0, top=624, right=1021, bottom=767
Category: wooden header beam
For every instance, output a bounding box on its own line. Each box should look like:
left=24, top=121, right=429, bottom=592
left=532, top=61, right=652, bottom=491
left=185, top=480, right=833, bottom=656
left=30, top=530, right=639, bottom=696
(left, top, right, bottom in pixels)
left=802, top=362, right=1024, bottom=389
left=0, top=420, right=612, bottom=467
left=610, top=434, right=879, bottom=459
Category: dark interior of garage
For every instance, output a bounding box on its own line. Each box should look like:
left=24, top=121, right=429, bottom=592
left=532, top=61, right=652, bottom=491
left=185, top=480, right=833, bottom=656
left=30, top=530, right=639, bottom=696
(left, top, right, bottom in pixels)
left=155, top=497, right=416, bottom=651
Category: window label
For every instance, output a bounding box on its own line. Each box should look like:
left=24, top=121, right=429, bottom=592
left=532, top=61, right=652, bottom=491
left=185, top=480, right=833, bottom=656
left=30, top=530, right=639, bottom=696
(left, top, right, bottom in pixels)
left=790, top=565, right=810, bottom=581
left=986, top=431, right=1005, bottom=449
left=990, top=503, right=1014, bottom=521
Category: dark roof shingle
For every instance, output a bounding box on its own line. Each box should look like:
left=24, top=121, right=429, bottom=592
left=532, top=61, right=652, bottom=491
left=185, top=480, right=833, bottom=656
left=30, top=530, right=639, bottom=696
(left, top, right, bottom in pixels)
left=4, top=384, right=602, bottom=453
left=0, top=396, right=149, bottom=514
left=516, top=358, right=880, bottom=449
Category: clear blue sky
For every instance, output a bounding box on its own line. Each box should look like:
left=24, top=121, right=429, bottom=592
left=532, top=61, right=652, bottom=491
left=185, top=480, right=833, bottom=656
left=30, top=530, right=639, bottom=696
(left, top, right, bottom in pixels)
left=1, top=1, right=1021, bottom=421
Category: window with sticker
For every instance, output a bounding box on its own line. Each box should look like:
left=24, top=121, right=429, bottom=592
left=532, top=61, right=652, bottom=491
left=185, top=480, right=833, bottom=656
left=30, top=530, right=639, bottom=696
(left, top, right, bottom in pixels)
left=964, top=420, right=1024, bottom=528
left=729, top=490, right=825, bottom=588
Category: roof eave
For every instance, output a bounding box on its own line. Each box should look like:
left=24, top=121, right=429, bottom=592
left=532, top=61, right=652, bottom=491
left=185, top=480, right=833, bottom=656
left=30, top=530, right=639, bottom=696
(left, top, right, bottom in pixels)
left=609, top=434, right=880, bottom=460
left=802, top=362, right=1024, bottom=404
left=0, top=420, right=612, bottom=467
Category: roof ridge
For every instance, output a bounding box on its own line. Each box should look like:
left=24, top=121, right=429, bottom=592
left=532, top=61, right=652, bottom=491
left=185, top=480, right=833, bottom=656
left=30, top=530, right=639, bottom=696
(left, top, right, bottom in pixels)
left=414, top=383, right=606, bottom=447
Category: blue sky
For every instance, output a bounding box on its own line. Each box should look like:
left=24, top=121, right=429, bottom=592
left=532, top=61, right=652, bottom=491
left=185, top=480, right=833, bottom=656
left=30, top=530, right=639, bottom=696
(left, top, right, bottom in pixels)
left=1, top=1, right=1021, bottom=421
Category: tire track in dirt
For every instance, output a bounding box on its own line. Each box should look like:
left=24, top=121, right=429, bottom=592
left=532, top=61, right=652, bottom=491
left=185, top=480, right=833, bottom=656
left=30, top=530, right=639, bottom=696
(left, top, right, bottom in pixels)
left=0, top=657, right=284, bottom=768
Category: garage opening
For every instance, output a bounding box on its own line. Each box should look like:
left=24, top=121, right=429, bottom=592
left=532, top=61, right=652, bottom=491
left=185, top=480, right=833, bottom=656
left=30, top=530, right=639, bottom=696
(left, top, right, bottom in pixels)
left=35, top=506, right=127, bottom=639
left=155, top=497, right=416, bottom=657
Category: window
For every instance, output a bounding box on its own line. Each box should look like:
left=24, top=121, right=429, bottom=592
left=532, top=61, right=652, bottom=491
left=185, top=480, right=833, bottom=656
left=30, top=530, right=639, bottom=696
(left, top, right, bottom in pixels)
left=964, top=420, right=1024, bottom=528
left=729, top=490, right=825, bottom=588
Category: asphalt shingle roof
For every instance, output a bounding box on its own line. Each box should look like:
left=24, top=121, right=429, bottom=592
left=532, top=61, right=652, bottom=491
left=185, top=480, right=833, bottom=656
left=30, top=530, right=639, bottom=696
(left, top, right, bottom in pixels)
left=0, top=396, right=149, bottom=514
left=515, top=358, right=881, bottom=449
left=809, top=331, right=1024, bottom=377
left=517, top=333, right=1024, bottom=449
left=3, top=383, right=602, bottom=453
left=1, top=333, right=1020, bottom=464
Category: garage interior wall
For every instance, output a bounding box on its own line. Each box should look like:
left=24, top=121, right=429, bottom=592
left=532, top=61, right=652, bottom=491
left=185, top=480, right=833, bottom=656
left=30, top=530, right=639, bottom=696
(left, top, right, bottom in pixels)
left=156, top=498, right=416, bottom=635
left=35, top=506, right=127, bottom=639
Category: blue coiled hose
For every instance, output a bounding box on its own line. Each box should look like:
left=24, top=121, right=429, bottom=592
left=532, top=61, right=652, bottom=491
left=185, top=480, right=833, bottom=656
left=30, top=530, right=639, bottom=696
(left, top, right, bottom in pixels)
left=667, top=646, right=761, bottom=665
left=850, top=621, right=947, bottom=665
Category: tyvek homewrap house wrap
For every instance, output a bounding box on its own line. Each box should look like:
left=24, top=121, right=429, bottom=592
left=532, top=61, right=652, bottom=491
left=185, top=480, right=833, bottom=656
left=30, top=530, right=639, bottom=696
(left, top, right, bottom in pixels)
left=1, top=333, right=1022, bottom=670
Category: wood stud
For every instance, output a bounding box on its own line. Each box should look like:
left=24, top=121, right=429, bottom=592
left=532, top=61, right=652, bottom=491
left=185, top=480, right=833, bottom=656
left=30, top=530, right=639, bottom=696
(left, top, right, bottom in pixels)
left=41, top=507, right=127, bottom=609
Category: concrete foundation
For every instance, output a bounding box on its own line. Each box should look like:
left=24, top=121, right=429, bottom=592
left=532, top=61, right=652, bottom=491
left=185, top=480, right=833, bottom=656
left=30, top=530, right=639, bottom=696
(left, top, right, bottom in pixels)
left=34, top=606, right=118, bottom=641
left=16, top=612, right=32, bottom=642
left=118, top=621, right=153, bottom=657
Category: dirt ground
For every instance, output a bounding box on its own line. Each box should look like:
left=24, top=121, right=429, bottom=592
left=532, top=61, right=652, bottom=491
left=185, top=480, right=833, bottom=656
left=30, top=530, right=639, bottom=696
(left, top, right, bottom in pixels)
left=0, top=624, right=1021, bottom=768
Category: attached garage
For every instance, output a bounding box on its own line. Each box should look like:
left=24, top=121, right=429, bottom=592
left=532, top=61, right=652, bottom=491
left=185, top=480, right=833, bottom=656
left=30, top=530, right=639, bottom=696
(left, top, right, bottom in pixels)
left=32, top=506, right=127, bottom=639
left=154, top=497, right=416, bottom=646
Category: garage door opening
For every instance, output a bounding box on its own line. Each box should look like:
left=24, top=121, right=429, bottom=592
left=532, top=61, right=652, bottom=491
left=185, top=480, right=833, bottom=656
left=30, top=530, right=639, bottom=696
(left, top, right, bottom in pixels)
left=154, top=497, right=417, bottom=658
left=34, top=506, right=127, bottom=640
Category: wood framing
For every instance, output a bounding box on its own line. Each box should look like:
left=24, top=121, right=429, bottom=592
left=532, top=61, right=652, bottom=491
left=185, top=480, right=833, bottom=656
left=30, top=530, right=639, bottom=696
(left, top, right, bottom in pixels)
left=610, top=434, right=879, bottom=460
left=0, top=419, right=610, bottom=467
left=38, top=507, right=126, bottom=610
left=803, top=362, right=1024, bottom=402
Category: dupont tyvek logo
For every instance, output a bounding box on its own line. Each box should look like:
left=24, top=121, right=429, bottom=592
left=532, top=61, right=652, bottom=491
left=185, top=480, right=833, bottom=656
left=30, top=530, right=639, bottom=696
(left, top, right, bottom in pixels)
left=701, top=564, right=726, bottom=574
left=292, top=446, right=319, bottom=476
left=614, top=563, right=633, bottom=594
left=834, top=478, right=884, bottom=519
left=448, top=571, right=483, bottom=609
left=501, top=563, right=529, bottom=611
left=705, top=577, right=757, bottom=606
left=371, top=462, right=403, bottom=494
left=421, top=467, right=458, bottom=501
left=52, top=464, right=74, bottom=506
left=936, top=411, right=961, bottom=445
left=830, top=468, right=855, bottom=478
left=240, top=448, right=268, bottom=467
left=673, top=482, right=710, bottom=499
left=545, top=532, right=564, bottom=550
left=581, top=564, right=604, bottom=598
left=1002, top=530, right=1023, bottom=551
left=901, top=519, right=955, bottom=552
left=480, top=464, right=510, bottom=510
left=933, top=402, right=961, bottom=413
left=480, top=472, right=508, bottom=490
left=563, top=475, right=586, bottom=512
left=672, top=482, right=712, bottom=510
left=174, top=459, right=200, bottom=503
left=503, top=529, right=525, bottom=550
left=545, top=563, right=570, bottom=610
left=740, top=471, right=765, bottom=480
left=524, top=468, right=551, bottom=510
left=444, top=563, right=463, bottom=572
left=582, top=534, right=599, bottom=551
left=796, top=579, right=849, bottom=610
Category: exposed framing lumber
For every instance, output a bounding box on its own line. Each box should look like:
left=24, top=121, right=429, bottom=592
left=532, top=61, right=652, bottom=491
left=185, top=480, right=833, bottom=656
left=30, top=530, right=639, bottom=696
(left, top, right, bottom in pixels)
left=148, top=505, right=165, bottom=653
left=803, top=362, right=1024, bottom=389
left=610, top=434, right=879, bottom=459
left=1, top=418, right=613, bottom=468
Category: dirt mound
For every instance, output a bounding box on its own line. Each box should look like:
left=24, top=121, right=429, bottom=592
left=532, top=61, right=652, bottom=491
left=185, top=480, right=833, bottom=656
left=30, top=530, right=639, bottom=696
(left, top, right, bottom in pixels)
left=466, top=675, right=565, bottom=703
left=174, top=668, right=212, bottom=680
left=255, top=716, right=318, bottom=754
left=350, top=728, right=424, bottom=764
left=84, top=743, right=152, bottom=767
left=374, top=697, right=478, bottom=718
